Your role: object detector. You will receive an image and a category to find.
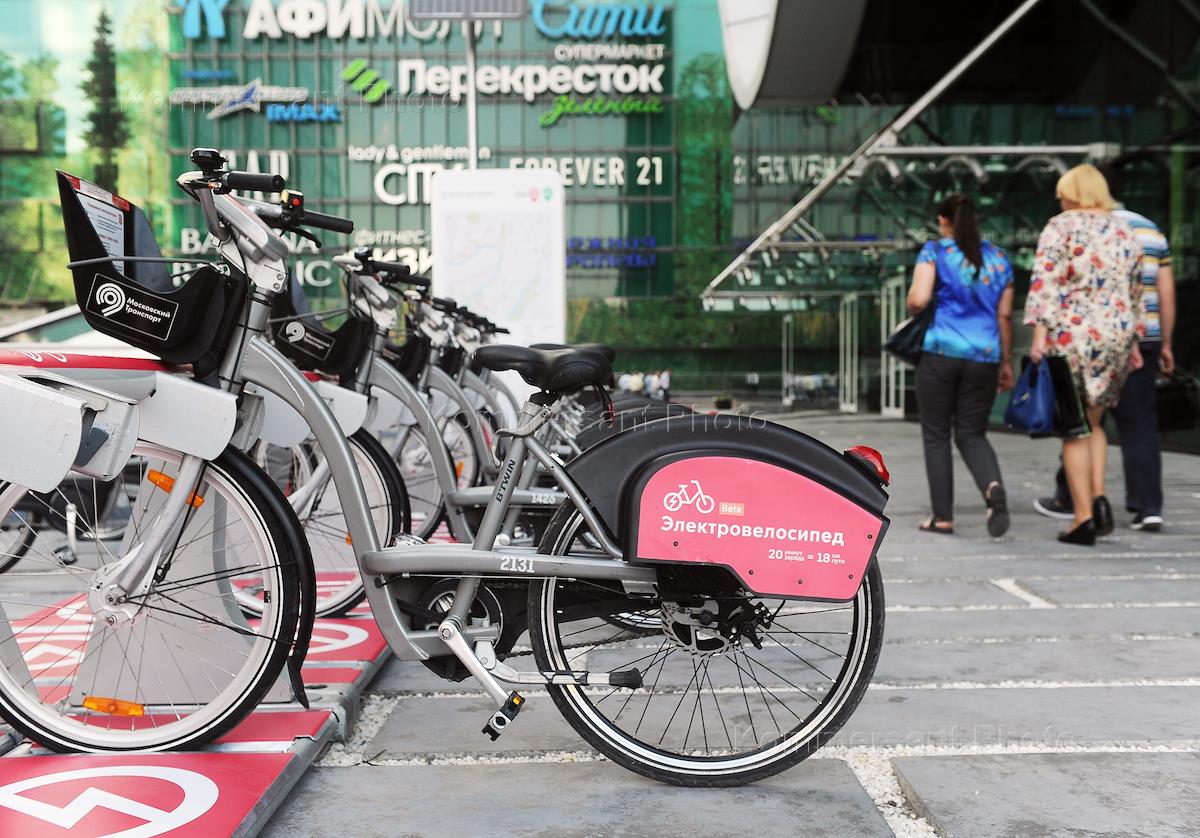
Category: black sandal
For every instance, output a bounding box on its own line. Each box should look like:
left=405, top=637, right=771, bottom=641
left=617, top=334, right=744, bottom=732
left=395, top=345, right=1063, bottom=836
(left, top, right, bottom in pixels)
left=919, top=517, right=954, bottom=535
left=986, top=484, right=1009, bottom=538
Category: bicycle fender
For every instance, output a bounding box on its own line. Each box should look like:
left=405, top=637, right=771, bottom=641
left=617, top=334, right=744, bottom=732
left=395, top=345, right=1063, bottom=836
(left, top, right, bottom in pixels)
left=564, top=414, right=890, bottom=601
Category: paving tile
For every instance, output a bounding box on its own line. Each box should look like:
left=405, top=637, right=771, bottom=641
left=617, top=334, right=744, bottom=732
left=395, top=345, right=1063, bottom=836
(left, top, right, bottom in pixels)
left=262, top=759, right=891, bottom=838
left=368, top=694, right=582, bottom=757
left=878, top=554, right=1200, bottom=582
left=830, top=686, right=1200, bottom=749
left=1020, top=576, right=1200, bottom=605
left=869, top=637, right=1200, bottom=684
left=883, top=606, right=1200, bottom=643
left=894, top=752, right=1200, bottom=837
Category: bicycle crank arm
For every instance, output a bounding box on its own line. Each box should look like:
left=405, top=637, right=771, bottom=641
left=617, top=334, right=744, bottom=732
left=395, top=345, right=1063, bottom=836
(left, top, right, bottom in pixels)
left=489, top=660, right=643, bottom=689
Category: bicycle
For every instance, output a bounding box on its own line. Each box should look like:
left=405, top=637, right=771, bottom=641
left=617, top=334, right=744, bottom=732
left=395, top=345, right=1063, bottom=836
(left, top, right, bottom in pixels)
left=1, top=151, right=892, bottom=786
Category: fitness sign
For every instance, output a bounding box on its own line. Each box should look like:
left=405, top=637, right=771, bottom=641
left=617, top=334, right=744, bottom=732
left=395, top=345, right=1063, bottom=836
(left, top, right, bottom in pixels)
left=634, top=456, right=884, bottom=601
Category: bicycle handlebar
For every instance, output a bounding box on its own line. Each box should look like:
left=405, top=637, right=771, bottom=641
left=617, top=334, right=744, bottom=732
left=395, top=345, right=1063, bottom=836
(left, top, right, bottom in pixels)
left=302, top=209, right=354, bottom=234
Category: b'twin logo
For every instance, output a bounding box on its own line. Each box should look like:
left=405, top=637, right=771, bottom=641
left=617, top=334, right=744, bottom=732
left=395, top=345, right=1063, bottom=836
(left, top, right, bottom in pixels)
left=284, top=321, right=306, bottom=343
left=95, top=282, right=127, bottom=317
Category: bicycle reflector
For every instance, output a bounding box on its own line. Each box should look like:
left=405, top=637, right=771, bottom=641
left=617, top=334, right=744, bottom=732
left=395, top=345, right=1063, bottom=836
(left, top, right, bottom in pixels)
left=83, top=696, right=145, bottom=716
left=147, top=469, right=206, bottom=508
left=846, top=446, right=890, bottom=486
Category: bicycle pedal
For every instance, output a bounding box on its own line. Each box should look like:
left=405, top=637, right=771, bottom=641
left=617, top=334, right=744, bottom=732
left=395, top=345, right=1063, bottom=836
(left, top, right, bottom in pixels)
left=481, top=691, right=524, bottom=741
left=608, top=669, right=643, bottom=689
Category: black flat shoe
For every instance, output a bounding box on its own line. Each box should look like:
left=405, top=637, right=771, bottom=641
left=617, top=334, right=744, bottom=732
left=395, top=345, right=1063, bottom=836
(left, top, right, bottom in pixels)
left=986, top=485, right=1009, bottom=538
left=1093, top=495, right=1114, bottom=537
left=1058, top=518, right=1097, bottom=546
left=919, top=517, right=954, bottom=535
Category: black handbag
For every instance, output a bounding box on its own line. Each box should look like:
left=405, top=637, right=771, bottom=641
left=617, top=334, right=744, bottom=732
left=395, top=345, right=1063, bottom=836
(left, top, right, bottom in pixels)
left=1045, top=355, right=1090, bottom=438
left=1157, top=371, right=1200, bottom=432
left=884, top=272, right=938, bottom=365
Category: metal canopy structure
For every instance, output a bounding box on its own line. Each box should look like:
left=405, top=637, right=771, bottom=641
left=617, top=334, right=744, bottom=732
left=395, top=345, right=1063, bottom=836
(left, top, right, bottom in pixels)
left=702, top=0, right=1048, bottom=311
left=703, top=0, right=1198, bottom=411
left=704, top=0, right=1200, bottom=311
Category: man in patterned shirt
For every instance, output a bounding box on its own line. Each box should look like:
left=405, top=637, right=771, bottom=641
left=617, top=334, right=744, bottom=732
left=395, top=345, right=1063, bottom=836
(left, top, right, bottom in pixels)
left=1035, top=191, right=1176, bottom=531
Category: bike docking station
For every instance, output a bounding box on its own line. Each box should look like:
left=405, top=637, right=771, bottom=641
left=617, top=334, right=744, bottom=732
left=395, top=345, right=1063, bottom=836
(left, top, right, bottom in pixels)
left=0, top=364, right=387, bottom=834
left=0, top=569, right=391, bottom=837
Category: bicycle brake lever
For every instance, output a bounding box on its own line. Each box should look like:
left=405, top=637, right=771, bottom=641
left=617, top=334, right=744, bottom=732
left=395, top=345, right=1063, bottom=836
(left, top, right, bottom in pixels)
left=290, top=225, right=322, bottom=249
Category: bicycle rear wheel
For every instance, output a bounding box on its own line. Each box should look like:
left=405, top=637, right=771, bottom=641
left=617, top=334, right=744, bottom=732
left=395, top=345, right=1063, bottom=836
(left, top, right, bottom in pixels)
left=0, top=443, right=303, bottom=752
left=528, top=503, right=884, bottom=786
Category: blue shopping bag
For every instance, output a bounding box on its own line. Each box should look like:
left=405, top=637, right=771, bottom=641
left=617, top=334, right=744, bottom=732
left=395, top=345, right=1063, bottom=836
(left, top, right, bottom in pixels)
left=1004, top=357, right=1055, bottom=436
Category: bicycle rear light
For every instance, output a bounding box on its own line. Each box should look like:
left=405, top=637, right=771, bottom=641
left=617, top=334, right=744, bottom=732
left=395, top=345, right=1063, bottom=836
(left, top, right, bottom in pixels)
left=846, top=445, right=890, bottom=486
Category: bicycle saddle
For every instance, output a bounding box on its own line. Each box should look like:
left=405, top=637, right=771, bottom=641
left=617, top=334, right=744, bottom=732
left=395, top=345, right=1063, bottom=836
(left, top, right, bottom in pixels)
left=530, top=342, right=616, bottom=363
left=473, top=345, right=611, bottom=394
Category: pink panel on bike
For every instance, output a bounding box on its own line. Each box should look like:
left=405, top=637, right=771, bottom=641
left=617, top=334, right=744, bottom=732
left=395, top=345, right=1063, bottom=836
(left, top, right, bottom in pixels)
left=0, top=349, right=171, bottom=371
left=635, top=456, right=884, bottom=601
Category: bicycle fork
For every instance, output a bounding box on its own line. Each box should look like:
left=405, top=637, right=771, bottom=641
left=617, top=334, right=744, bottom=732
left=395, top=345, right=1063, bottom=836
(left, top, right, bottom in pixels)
left=89, top=454, right=208, bottom=623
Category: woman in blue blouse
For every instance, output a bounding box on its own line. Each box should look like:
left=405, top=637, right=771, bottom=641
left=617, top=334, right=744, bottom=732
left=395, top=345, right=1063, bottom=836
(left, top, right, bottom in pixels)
left=906, top=194, right=1015, bottom=536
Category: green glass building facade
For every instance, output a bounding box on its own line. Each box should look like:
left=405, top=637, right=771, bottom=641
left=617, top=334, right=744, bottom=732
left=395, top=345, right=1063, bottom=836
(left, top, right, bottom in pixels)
left=0, top=0, right=1195, bottom=389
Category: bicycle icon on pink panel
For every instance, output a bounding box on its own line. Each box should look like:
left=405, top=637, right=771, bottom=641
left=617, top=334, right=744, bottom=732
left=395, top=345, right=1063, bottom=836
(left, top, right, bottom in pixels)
left=663, top=480, right=715, bottom=514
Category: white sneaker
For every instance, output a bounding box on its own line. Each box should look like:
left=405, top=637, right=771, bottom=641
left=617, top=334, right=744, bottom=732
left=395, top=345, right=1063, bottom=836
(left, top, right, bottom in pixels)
left=1130, top=513, right=1164, bottom=532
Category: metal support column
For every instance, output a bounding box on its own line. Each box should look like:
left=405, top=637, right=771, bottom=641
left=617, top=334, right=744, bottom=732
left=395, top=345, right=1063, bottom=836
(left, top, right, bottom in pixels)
left=880, top=276, right=906, bottom=418
left=781, top=314, right=795, bottom=407
left=839, top=294, right=859, bottom=414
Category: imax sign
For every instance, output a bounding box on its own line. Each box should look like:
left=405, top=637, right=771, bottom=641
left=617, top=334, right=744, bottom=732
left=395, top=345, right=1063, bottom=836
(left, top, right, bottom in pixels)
left=266, top=103, right=341, bottom=122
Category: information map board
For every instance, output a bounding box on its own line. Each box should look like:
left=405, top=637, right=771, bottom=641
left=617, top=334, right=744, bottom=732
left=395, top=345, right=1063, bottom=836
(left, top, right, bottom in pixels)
left=431, top=169, right=566, bottom=397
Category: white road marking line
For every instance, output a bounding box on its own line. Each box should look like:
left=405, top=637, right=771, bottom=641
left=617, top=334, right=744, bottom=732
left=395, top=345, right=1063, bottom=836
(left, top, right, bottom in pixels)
left=889, top=601, right=1200, bottom=613
left=378, top=677, right=1200, bottom=700
left=881, top=550, right=1200, bottom=563
left=888, top=572, right=1200, bottom=584
left=843, top=751, right=939, bottom=838
left=318, top=739, right=1200, bottom=770
left=885, top=632, right=1200, bottom=646
left=989, top=578, right=1057, bottom=608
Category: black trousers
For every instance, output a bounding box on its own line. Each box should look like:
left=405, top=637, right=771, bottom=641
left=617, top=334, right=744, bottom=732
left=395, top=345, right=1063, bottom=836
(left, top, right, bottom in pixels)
left=1054, top=341, right=1163, bottom=515
left=915, top=353, right=1004, bottom=522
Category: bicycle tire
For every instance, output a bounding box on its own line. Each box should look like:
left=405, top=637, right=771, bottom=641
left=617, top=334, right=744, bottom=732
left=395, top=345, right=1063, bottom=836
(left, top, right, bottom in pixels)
left=528, top=502, right=884, bottom=787
left=0, top=443, right=305, bottom=752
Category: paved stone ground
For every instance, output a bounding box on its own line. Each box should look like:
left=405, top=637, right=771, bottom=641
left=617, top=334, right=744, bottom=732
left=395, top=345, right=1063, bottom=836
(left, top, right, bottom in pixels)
left=266, top=414, right=1200, bottom=837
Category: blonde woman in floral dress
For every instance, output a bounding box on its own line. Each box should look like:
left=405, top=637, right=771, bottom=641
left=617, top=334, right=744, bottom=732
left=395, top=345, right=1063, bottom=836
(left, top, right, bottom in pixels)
left=1024, top=165, right=1145, bottom=546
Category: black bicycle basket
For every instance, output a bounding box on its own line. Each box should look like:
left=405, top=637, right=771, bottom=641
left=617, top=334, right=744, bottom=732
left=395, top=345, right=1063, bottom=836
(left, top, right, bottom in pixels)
left=57, top=171, right=247, bottom=373
left=437, top=344, right=466, bottom=377
left=385, top=327, right=432, bottom=386
left=270, top=280, right=373, bottom=383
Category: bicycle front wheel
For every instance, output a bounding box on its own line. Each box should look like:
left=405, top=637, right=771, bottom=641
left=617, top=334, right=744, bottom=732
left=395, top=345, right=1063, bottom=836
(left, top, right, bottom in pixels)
left=0, top=443, right=303, bottom=752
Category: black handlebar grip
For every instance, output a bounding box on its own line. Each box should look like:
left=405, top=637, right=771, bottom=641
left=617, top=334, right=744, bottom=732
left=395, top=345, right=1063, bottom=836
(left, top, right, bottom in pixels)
left=225, top=171, right=286, bottom=192
left=371, top=260, right=411, bottom=277
left=302, top=209, right=354, bottom=234
left=382, top=272, right=430, bottom=290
